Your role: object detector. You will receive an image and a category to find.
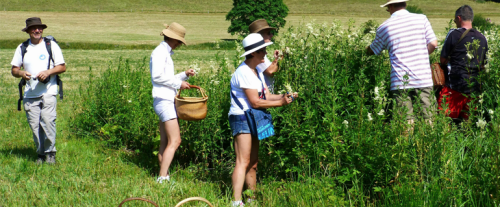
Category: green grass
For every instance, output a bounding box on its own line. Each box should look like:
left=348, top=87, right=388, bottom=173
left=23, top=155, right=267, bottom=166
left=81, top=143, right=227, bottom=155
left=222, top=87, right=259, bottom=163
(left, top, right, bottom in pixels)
left=1, top=0, right=500, bottom=16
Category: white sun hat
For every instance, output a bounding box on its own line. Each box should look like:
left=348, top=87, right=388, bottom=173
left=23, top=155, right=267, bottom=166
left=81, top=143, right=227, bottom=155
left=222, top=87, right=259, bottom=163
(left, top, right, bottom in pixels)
left=240, top=33, right=273, bottom=57
left=380, top=0, right=410, bottom=7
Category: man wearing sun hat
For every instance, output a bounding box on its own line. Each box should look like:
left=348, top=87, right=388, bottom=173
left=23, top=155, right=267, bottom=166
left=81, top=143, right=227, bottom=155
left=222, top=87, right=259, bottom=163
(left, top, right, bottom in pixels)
left=150, top=22, right=195, bottom=183
left=11, top=17, right=66, bottom=165
left=367, top=0, right=438, bottom=126
left=228, top=33, right=295, bottom=206
left=249, top=19, right=282, bottom=93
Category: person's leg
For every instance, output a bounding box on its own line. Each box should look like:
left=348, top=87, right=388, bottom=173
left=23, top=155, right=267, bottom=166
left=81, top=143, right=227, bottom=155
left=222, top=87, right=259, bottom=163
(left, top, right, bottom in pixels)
left=158, top=119, right=181, bottom=177
left=158, top=121, right=167, bottom=164
left=24, top=98, right=44, bottom=156
left=418, top=87, right=435, bottom=125
left=40, top=95, right=57, bottom=161
left=244, top=136, right=260, bottom=195
left=393, top=89, right=414, bottom=135
left=232, top=133, right=252, bottom=202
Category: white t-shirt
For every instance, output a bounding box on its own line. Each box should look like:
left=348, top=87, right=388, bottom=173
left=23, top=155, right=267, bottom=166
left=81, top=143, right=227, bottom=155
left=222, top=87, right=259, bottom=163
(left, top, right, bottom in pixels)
left=256, top=55, right=274, bottom=91
left=11, top=39, right=65, bottom=98
left=228, top=62, right=268, bottom=116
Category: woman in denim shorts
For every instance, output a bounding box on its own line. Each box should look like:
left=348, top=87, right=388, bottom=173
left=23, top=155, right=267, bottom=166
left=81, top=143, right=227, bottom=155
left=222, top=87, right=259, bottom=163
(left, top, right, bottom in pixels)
left=228, top=33, right=297, bottom=206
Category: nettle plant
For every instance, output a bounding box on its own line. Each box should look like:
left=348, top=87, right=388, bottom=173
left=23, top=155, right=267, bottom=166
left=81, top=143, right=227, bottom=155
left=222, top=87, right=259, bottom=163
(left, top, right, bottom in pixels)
left=74, top=21, right=500, bottom=203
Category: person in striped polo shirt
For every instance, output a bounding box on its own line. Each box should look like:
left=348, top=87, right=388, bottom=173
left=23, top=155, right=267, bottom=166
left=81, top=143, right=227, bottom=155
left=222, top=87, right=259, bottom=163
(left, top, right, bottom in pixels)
left=367, top=0, right=438, bottom=126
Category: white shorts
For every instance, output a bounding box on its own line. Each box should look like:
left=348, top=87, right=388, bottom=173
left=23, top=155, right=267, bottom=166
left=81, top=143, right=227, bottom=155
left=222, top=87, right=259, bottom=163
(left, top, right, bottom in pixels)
left=153, top=98, right=177, bottom=122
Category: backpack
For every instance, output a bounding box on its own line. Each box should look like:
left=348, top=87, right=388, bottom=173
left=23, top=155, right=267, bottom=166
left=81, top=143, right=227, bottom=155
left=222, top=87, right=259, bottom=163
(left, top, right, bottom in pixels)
left=17, top=36, right=64, bottom=111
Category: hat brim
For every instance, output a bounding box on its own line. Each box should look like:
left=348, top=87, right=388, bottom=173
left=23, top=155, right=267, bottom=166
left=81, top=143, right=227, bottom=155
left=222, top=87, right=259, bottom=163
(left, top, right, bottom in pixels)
left=240, top=42, right=273, bottom=57
left=22, top=24, right=47, bottom=32
left=253, top=26, right=277, bottom=33
left=161, top=29, right=187, bottom=45
left=380, top=0, right=410, bottom=7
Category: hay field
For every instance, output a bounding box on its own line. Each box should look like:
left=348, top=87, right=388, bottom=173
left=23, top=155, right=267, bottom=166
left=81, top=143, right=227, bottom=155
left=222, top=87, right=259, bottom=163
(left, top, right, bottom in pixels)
left=1, top=0, right=500, bottom=16
left=2, top=11, right=497, bottom=45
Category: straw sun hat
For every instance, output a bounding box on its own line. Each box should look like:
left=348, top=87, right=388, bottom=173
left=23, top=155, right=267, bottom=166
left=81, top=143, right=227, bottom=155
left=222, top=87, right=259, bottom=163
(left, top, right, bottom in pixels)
left=161, top=22, right=187, bottom=45
left=240, top=33, right=273, bottom=57
left=380, top=0, right=410, bottom=7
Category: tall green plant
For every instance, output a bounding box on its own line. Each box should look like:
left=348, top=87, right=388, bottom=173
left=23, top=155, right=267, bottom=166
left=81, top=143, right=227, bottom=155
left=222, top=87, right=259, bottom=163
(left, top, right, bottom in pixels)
left=225, top=0, right=289, bottom=37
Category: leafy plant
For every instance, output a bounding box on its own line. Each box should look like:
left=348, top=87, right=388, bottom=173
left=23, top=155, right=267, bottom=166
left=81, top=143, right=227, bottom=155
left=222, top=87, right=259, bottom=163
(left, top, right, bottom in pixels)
left=406, top=5, right=423, bottom=14
left=225, top=0, right=289, bottom=37
left=473, top=14, right=496, bottom=31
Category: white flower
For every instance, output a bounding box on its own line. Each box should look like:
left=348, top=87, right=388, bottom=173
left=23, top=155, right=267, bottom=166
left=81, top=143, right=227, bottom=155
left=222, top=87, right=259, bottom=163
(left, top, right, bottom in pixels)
left=377, top=109, right=385, bottom=116
left=304, top=56, right=308, bottom=60
left=467, top=53, right=474, bottom=60
left=374, top=87, right=381, bottom=101
left=284, top=83, right=293, bottom=93
left=367, top=113, right=373, bottom=121
left=489, top=109, right=494, bottom=115
left=128, top=100, right=132, bottom=103
left=476, top=118, right=487, bottom=129
left=342, top=120, right=349, bottom=126
left=123, top=85, right=128, bottom=88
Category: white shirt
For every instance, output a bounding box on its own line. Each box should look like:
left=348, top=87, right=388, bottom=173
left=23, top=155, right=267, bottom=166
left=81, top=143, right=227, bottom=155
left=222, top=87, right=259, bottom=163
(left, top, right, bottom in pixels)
left=370, top=10, right=437, bottom=90
left=256, top=55, right=274, bottom=91
left=150, top=42, right=188, bottom=101
left=229, top=62, right=267, bottom=116
left=11, top=39, right=65, bottom=98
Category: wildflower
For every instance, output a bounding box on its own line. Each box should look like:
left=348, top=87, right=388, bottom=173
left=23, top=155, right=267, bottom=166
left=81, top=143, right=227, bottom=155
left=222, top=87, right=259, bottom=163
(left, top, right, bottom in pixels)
left=342, top=120, right=349, bottom=126
left=128, top=100, right=132, bottom=103
left=123, top=85, right=128, bottom=88
left=304, top=56, right=308, bottom=60
left=489, top=109, right=494, bottom=115
left=284, top=83, right=293, bottom=93
left=476, top=118, right=487, bottom=129
left=374, top=87, right=380, bottom=100
left=377, top=109, right=385, bottom=116
left=367, top=113, right=373, bottom=121
left=479, top=94, right=484, bottom=104
left=467, top=53, right=474, bottom=60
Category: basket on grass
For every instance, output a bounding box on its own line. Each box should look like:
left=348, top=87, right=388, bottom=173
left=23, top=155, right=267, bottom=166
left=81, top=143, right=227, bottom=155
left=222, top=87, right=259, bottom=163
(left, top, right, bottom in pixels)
left=118, top=197, right=214, bottom=207
left=175, top=85, right=208, bottom=121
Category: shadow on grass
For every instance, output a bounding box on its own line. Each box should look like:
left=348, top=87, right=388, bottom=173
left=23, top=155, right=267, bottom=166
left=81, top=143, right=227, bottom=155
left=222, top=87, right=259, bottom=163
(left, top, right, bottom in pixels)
left=1, top=145, right=37, bottom=162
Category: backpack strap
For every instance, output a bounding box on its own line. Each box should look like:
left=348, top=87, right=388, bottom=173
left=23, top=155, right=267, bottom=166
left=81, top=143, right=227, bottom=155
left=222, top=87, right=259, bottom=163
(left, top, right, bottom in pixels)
left=18, top=40, right=30, bottom=111
left=43, top=36, right=64, bottom=100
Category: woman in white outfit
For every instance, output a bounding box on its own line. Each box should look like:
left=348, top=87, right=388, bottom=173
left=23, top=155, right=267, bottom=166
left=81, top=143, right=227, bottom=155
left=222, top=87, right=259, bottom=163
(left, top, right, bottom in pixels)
left=150, top=22, right=195, bottom=183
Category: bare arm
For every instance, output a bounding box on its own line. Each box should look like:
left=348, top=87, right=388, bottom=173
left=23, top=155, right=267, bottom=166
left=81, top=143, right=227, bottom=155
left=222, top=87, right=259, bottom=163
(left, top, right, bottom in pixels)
left=244, top=88, right=292, bottom=109
left=36, top=64, right=66, bottom=82
left=11, top=66, right=31, bottom=80
left=263, top=50, right=281, bottom=77
left=427, top=40, right=438, bottom=55
left=366, top=46, right=375, bottom=56
left=440, top=57, right=449, bottom=65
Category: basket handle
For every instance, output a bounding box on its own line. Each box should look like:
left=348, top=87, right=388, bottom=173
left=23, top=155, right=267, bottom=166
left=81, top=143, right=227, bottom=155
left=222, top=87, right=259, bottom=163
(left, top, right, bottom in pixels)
left=174, top=197, right=214, bottom=207
left=118, top=197, right=159, bottom=207
left=177, top=84, right=208, bottom=99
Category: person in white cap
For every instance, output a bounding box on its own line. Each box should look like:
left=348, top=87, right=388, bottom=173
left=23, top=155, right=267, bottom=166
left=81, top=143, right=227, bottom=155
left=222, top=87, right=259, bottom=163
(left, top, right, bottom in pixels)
left=150, top=22, right=195, bottom=183
left=228, top=33, right=297, bottom=206
left=367, top=0, right=438, bottom=127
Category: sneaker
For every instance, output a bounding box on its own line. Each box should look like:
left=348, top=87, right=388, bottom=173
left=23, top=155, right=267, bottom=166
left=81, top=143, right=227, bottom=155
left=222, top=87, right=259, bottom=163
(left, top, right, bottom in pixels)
left=156, top=176, right=170, bottom=184
left=36, top=154, right=45, bottom=165
left=232, top=200, right=244, bottom=207
left=46, top=152, right=56, bottom=164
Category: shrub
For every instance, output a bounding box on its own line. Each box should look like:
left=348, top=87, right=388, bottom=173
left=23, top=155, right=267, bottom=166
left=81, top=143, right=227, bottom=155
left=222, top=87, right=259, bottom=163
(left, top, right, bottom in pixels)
left=226, top=0, right=289, bottom=37
left=73, top=21, right=500, bottom=204
left=406, top=5, right=423, bottom=14
left=473, top=14, right=496, bottom=31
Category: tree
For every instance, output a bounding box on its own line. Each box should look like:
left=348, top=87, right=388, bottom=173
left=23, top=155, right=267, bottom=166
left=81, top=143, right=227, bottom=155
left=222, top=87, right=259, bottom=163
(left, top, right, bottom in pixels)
left=226, top=0, right=289, bottom=37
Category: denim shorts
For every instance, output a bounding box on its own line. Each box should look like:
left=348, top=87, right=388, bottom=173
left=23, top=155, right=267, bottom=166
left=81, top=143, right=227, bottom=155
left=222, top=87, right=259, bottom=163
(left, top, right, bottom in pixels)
left=229, top=115, right=251, bottom=136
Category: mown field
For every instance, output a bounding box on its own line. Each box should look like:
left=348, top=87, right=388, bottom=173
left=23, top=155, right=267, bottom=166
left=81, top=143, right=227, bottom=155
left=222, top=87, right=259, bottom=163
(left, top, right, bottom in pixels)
left=1, top=1, right=500, bottom=206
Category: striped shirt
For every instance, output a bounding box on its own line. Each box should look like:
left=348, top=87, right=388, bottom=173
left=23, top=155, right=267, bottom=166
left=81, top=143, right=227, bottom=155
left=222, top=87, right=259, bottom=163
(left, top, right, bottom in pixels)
left=370, top=10, right=437, bottom=91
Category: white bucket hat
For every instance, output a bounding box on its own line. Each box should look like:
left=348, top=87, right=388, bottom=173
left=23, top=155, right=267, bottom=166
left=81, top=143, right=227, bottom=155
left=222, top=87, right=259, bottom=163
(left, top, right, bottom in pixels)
left=380, top=0, right=410, bottom=7
left=240, top=33, right=273, bottom=57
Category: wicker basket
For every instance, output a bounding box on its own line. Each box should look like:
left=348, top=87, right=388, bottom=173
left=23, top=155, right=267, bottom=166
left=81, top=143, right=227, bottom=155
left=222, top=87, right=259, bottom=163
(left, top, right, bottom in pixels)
left=118, top=197, right=214, bottom=207
left=175, top=85, right=208, bottom=121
